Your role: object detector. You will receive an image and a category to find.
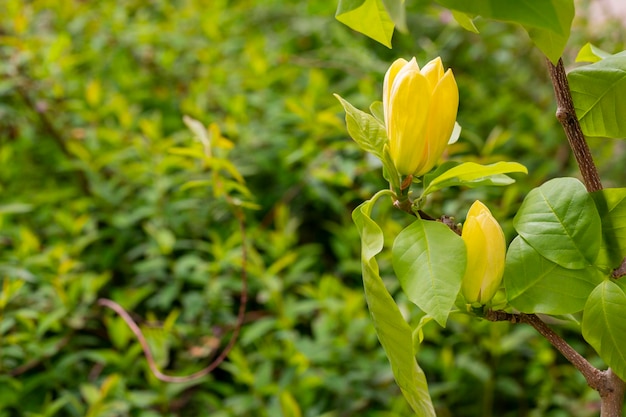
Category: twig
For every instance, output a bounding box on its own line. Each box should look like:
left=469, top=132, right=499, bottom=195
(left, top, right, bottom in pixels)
left=485, top=311, right=604, bottom=390
left=487, top=310, right=624, bottom=416
left=98, top=206, right=248, bottom=383
left=545, top=58, right=603, bottom=192
left=612, top=258, right=626, bottom=279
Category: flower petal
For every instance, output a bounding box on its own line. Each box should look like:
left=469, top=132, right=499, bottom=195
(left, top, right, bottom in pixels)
left=421, top=57, right=444, bottom=89
left=416, top=68, right=458, bottom=176
left=383, top=58, right=408, bottom=130
left=388, top=62, right=431, bottom=175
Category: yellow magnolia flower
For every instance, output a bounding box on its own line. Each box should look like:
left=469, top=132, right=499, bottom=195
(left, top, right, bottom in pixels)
left=461, top=200, right=506, bottom=305
left=383, top=57, right=458, bottom=176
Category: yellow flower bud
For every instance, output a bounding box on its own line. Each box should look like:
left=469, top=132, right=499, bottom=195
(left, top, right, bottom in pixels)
left=461, top=201, right=506, bottom=305
left=383, top=57, right=459, bottom=176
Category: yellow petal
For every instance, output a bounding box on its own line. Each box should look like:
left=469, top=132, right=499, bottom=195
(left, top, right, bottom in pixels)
left=387, top=61, right=431, bottom=176
left=421, top=57, right=444, bottom=89
left=415, top=68, right=458, bottom=176
left=477, top=211, right=506, bottom=303
left=461, top=201, right=505, bottom=305
left=383, top=58, right=409, bottom=129
left=461, top=214, right=488, bottom=303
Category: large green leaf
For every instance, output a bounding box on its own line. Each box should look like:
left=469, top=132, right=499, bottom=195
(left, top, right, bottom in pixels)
left=392, top=219, right=466, bottom=327
left=335, top=0, right=394, bottom=48
left=422, top=161, right=527, bottom=197
left=433, top=0, right=574, bottom=63
left=335, top=94, right=387, bottom=159
left=568, top=51, right=626, bottom=139
left=505, top=236, right=604, bottom=314
left=525, top=26, right=569, bottom=65
left=352, top=191, right=435, bottom=416
left=513, top=178, right=602, bottom=269
left=591, top=188, right=626, bottom=269
left=582, top=280, right=626, bottom=381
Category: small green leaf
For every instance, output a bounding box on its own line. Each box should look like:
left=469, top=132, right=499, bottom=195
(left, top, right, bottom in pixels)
left=381, top=0, right=407, bottom=32
left=433, top=0, right=574, bottom=63
left=576, top=42, right=611, bottom=63
left=382, top=143, right=401, bottom=193
left=582, top=280, right=626, bottom=381
left=505, top=236, right=604, bottom=314
left=591, top=188, right=626, bottom=268
left=451, top=10, right=479, bottom=33
left=568, top=51, right=626, bottom=138
left=413, top=315, right=434, bottom=347
left=352, top=192, right=436, bottom=416
left=392, top=219, right=466, bottom=327
left=335, top=94, right=387, bottom=159
left=513, top=178, right=602, bottom=269
left=279, top=391, right=302, bottom=417
left=369, top=100, right=384, bottom=124
left=336, top=0, right=394, bottom=48
left=422, top=161, right=527, bottom=197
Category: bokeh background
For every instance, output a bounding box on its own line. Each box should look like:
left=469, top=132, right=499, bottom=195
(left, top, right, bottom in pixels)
left=0, top=1, right=624, bottom=416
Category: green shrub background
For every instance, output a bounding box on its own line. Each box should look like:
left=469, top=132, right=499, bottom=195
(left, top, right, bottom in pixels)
left=0, top=1, right=624, bottom=416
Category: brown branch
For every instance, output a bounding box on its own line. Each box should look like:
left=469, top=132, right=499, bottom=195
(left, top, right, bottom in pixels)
left=545, top=58, right=625, bottom=415
left=487, top=311, right=625, bottom=415
left=545, top=58, right=603, bottom=192
left=601, top=369, right=626, bottom=417
left=612, top=257, right=626, bottom=279
left=485, top=311, right=604, bottom=391
left=98, top=206, right=248, bottom=383
left=392, top=194, right=462, bottom=235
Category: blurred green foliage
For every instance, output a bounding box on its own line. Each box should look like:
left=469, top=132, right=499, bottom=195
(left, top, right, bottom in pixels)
left=0, top=0, right=623, bottom=416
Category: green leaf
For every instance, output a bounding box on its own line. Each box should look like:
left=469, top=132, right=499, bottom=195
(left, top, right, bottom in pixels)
left=335, top=94, right=387, bottom=159
left=591, top=188, right=626, bottom=268
left=525, top=26, right=569, bottom=65
left=422, top=161, right=460, bottom=191
left=582, top=280, right=626, bottom=381
left=451, top=10, right=479, bottom=33
left=352, top=191, right=436, bottom=416
left=392, top=219, right=466, bottom=327
left=513, top=178, right=602, bottom=269
left=433, top=0, right=573, bottom=63
left=568, top=51, right=626, bottom=138
left=576, top=42, right=611, bottom=63
left=369, top=100, right=384, bottom=124
left=505, top=236, right=604, bottom=314
left=422, top=161, right=527, bottom=197
left=382, top=143, right=401, bottom=193
left=381, top=0, right=407, bottom=32
left=336, top=0, right=394, bottom=48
